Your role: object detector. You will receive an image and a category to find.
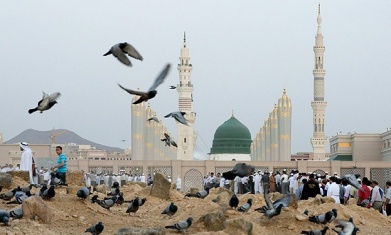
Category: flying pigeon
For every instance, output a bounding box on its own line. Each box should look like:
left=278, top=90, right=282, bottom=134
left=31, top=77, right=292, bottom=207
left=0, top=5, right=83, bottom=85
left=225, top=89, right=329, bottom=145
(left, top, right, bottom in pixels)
left=170, top=140, right=178, bottom=148
left=29, top=91, right=61, bottom=114
left=91, top=195, right=116, bottom=210
left=126, top=197, right=140, bottom=216
left=85, top=221, right=104, bottom=235
left=309, top=208, right=337, bottom=224
left=342, top=174, right=363, bottom=191
left=165, top=217, right=193, bottom=234
left=222, top=163, right=255, bottom=180
left=255, top=193, right=296, bottom=215
left=118, top=63, right=171, bottom=104
left=0, top=210, right=10, bottom=226
left=229, top=194, right=239, bottom=209
left=164, top=112, right=188, bottom=126
left=42, top=185, right=56, bottom=200
left=103, top=42, right=143, bottom=66
left=237, top=198, right=253, bottom=213
left=147, top=116, right=159, bottom=123
left=185, top=190, right=208, bottom=199
left=161, top=202, right=178, bottom=217
left=301, top=226, right=329, bottom=235
left=161, top=133, right=172, bottom=146
left=9, top=206, right=23, bottom=219
left=169, top=85, right=176, bottom=89
left=77, top=187, right=91, bottom=199
left=332, top=218, right=359, bottom=235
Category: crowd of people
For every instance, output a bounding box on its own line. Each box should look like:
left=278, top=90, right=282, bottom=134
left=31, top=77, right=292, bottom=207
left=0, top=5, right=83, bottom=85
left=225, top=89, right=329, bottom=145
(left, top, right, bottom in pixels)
left=201, top=169, right=391, bottom=216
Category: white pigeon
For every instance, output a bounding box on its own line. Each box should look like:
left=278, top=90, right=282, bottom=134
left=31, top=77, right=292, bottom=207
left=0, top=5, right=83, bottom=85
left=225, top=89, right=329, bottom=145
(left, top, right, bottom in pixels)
left=103, top=42, right=143, bottom=66
left=29, top=91, right=61, bottom=114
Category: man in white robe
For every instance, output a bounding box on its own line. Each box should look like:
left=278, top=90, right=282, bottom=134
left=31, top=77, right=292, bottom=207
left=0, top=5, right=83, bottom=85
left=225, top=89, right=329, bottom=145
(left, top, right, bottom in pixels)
left=19, top=142, right=34, bottom=184
left=176, top=175, right=182, bottom=191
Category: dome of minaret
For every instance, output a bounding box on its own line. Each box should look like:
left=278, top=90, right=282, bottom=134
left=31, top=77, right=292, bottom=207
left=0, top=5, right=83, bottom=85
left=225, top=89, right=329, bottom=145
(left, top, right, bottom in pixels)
left=278, top=89, right=291, bottom=108
left=210, top=114, right=251, bottom=154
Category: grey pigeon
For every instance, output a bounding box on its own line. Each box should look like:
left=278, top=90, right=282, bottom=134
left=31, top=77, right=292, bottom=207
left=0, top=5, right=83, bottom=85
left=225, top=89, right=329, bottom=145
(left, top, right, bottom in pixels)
left=0, top=210, right=10, bottom=226
left=103, top=42, right=143, bottom=66
left=185, top=190, right=208, bottom=199
left=255, top=193, right=296, bottom=214
left=332, top=218, right=359, bottom=235
left=161, top=202, right=178, bottom=217
left=147, top=116, right=159, bottom=123
left=91, top=195, right=116, bottom=210
left=342, top=174, right=362, bottom=191
left=138, top=197, right=147, bottom=206
left=9, top=206, right=23, bottom=219
left=29, top=91, right=61, bottom=114
left=38, top=184, right=48, bottom=197
left=301, top=226, right=329, bottom=235
left=126, top=197, right=140, bottom=216
left=169, top=85, right=176, bottom=89
left=165, top=217, right=193, bottom=234
left=77, top=187, right=91, bottom=199
left=237, top=198, right=252, bottom=213
left=257, top=190, right=284, bottom=219
left=222, top=163, right=255, bottom=180
left=165, top=111, right=188, bottom=126
left=0, top=188, right=17, bottom=201
left=309, top=208, right=337, bottom=224
left=229, top=194, right=239, bottom=209
left=118, top=63, right=171, bottom=104
left=85, top=221, right=104, bottom=235
left=7, top=190, right=31, bottom=204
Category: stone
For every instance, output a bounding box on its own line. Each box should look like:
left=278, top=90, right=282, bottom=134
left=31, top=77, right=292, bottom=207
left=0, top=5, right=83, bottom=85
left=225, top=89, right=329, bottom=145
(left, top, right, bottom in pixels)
left=200, top=210, right=226, bottom=231
left=295, top=214, right=307, bottom=221
left=150, top=173, right=170, bottom=200
left=22, top=196, right=52, bottom=224
left=224, top=218, right=253, bottom=235
left=66, top=186, right=80, bottom=195
left=115, top=227, right=166, bottom=235
left=0, top=173, right=12, bottom=188
left=66, top=170, right=85, bottom=186
left=95, top=184, right=108, bottom=194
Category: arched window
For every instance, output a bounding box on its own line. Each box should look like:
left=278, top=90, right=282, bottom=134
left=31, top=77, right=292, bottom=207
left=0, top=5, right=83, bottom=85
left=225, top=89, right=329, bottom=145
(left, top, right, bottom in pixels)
left=184, top=138, right=186, bottom=143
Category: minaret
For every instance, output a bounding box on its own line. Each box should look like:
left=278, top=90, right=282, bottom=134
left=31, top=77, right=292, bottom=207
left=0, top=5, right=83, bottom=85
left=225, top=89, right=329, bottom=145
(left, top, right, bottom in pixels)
left=270, top=104, right=279, bottom=161
left=311, top=4, right=328, bottom=160
left=277, top=89, right=292, bottom=161
left=177, top=32, right=196, bottom=160
left=131, top=92, right=146, bottom=160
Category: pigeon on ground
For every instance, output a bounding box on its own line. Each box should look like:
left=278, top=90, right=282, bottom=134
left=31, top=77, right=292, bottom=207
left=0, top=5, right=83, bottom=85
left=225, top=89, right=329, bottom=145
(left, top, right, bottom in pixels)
left=222, top=163, right=255, bottom=180
left=0, top=185, right=2, bottom=192
left=38, top=184, right=48, bottom=197
left=161, top=202, right=178, bottom=217
left=42, top=185, right=56, bottom=200
left=229, top=194, right=239, bottom=209
left=103, top=42, right=143, bottom=66
left=85, top=221, right=104, bottom=235
left=0, top=188, right=17, bottom=201
left=333, top=218, right=359, bottom=235
left=165, top=217, right=193, bottom=234
left=7, top=188, right=32, bottom=204
left=301, top=226, right=329, bottom=235
left=126, top=197, right=140, bottom=216
left=115, top=192, right=124, bottom=206
left=147, top=116, right=159, bottom=123
left=77, top=187, right=91, bottom=199
left=169, top=85, right=176, bottom=89
left=91, top=195, right=116, bottom=210
left=185, top=190, right=208, bottom=199
left=237, top=198, right=253, bottom=213
left=118, top=63, right=171, bottom=104
left=309, top=208, right=337, bottom=224
left=9, top=206, right=23, bottom=219
left=255, top=193, right=296, bottom=215
left=107, top=183, right=120, bottom=196
left=138, top=197, right=147, bottom=206
left=342, top=174, right=362, bottom=191
left=50, top=172, right=62, bottom=186
left=28, top=91, right=61, bottom=114
left=164, top=112, right=188, bottom=126
left=0, top=210, right=10, bottom=226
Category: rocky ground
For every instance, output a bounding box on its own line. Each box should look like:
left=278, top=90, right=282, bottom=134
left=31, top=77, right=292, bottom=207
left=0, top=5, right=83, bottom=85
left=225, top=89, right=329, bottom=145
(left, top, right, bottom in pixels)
left=1, top=175, right=391, bottom=235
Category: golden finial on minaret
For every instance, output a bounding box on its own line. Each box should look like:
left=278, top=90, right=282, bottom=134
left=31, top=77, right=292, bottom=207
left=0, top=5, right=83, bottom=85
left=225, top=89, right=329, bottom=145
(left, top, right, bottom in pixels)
left=231, top=110, right=234, bottom=117
left=274, top=103, right=277, bottom=109
left=283, top=88, right=286, bottom=95
left=318, top=3, right=321, bottom=15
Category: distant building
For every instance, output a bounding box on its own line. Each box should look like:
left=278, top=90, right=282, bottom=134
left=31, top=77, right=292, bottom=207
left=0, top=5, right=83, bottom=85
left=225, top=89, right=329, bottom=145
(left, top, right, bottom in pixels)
left=329, top=129, right=391, bottom=161
left=209, top=114, right=252, bottom=161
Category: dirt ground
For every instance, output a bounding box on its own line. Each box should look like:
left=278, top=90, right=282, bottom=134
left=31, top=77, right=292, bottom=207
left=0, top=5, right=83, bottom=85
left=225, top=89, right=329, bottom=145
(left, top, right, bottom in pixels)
left=1, top=176, right=391, bottom=235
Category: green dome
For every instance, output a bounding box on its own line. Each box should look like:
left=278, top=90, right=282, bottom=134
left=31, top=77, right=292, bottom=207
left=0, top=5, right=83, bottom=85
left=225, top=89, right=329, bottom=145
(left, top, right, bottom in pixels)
left=210, top=115, right=252, bottom=154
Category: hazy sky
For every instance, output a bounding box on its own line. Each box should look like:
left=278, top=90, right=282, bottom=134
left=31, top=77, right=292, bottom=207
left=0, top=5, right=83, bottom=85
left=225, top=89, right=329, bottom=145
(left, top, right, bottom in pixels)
left=1, top=1, right=391, bottom=158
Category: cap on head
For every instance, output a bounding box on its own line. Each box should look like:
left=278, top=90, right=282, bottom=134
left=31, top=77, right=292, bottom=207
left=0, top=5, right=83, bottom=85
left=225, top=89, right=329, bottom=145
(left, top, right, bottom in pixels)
left=19, top=142, right=29, bottom=149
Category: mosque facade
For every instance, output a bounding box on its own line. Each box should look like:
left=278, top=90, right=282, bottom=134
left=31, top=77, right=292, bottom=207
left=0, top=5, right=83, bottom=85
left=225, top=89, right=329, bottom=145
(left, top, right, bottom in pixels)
left=251, top=90, right=292, bottom=161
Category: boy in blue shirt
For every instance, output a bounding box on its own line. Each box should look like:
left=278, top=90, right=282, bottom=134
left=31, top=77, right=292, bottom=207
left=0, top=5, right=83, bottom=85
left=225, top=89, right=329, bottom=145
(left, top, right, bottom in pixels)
left=51, top=146, right=68, bottom=186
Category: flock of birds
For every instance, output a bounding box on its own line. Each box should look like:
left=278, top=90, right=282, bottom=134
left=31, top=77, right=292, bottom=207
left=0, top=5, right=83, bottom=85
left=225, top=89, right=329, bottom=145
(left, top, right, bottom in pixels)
left=27, top=42, right=189, bottom=146
left=0, top=162, right=364, bottom=234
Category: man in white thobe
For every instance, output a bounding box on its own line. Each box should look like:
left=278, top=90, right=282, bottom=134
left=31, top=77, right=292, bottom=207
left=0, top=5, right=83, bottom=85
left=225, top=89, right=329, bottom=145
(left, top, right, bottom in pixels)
left=176, top=176, right=182, bottom=191
left=327, top=176, right=340, bottom=204
left=254, top=171, right=261, bottom=194
left=19, top=142, right=34, bottom=184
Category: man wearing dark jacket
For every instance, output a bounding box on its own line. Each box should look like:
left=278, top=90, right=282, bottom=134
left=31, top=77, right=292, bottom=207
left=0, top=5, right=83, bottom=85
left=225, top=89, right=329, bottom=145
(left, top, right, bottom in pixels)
left=300, top=174, right=321, bottom=200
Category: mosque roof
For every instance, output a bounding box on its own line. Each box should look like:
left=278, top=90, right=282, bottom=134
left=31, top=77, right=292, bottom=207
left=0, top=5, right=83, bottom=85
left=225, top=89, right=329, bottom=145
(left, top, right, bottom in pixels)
left=210, top=114, right=252, bottom=154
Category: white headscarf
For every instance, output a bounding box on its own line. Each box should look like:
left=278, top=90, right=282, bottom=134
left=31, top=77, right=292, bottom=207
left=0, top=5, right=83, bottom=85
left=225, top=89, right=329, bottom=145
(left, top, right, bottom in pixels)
left=19, top=142, right=29, bottom=149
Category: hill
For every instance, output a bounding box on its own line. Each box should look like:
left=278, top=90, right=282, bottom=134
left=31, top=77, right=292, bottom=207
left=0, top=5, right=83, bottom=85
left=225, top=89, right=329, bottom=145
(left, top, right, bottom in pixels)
left=4, top=129, right=123, bottom=152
